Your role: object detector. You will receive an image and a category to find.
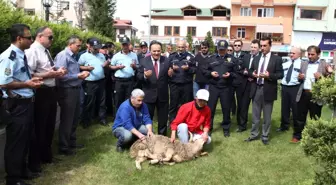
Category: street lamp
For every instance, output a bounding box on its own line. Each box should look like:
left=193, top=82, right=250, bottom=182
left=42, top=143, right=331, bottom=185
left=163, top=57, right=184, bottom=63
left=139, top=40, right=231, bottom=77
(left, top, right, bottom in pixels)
left=42, top=0, right=53, bottom=22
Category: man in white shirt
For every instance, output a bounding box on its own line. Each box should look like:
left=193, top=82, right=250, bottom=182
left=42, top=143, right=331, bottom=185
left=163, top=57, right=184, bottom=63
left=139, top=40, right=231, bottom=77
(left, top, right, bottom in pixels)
left=25, top=26, right=66, bottom=172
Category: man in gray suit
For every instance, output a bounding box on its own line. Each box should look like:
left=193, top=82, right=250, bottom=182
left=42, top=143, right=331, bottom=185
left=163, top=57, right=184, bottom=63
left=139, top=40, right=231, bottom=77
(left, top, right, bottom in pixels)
left=244, top=37, right=283, bottom=145
left=294, top=45, right=333, bottom=142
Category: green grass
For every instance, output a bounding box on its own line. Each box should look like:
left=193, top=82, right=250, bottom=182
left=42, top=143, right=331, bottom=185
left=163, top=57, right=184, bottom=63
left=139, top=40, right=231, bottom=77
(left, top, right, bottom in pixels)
left=4, top=100, right=333, bottom=185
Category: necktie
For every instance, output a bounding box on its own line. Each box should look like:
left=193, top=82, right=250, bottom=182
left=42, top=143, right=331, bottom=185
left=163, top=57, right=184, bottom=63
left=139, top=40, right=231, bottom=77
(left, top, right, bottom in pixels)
left=286, top=60, right=294, bottom=84
left=154, top=60, right=159, bottom=79
left=257, top=55, right=266, bottom=85
left=249, top=55, right=255, bottom=69
left=45, top=49, right=54, bottom=67
left=23, top=55, right=32, bottom=79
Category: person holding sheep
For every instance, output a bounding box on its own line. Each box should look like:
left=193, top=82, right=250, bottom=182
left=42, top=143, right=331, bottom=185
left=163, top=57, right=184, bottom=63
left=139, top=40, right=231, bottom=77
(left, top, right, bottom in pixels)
left=170, top=89, right=211, bottom=144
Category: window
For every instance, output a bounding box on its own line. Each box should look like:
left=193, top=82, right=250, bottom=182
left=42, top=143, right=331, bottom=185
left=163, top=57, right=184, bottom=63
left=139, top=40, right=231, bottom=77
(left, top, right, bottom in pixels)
left=240, top=8, right=252, bottom=16
left=173, top=26, right=180, bottom=36
left=24, top=8, right=35, bottom=15
left=212, top=27, right=227, bottom=37
left=187, top=27, right=196, bottom=36
left=300, top=9, right=322, bottom=20
left=184, top=10, right=197, bottom=16
left=164, top=26, right=172, bottom=36
left=60, top=1, right=70, bottom=10
left=237, top=28, right=246, bottom=38
left=256, top=33, right=272, bottom=40
left=257, top=8, right=274, bottom=17
left=334, top=9, right=336, bottom=18
left=119, top=29, right=125, bottom=35
left=150, top=26, right=158, bottom=35
left=213, top=10, right=227, bottom=16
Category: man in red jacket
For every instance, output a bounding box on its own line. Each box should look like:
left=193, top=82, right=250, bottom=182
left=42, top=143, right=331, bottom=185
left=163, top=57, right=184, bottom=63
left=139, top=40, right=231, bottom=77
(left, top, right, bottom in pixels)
left=170, top=89, right=211, bottom=144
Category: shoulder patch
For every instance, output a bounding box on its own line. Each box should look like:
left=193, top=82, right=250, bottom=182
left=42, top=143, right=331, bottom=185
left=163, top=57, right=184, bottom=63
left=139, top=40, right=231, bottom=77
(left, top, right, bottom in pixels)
left=9, top=50, right=16, bottom=61
left=4, top=68, right=11, bottom=76
left=227, top=57, right=232, bottom=63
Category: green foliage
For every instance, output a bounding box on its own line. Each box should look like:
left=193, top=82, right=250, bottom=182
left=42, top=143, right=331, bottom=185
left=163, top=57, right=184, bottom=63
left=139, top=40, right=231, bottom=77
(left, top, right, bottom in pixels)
left=301, top=119, right=336, bottom=184
left=130, top=36, right=140, bottom=46
left=204, top=31, right=215, bottom=54
left=186, top=33, right=193, bottom=50
left=0, top=0, right=111, bottom=57
left=312, top=74, right=336, bottom=109
left=85, top=0, right=116, bottom=40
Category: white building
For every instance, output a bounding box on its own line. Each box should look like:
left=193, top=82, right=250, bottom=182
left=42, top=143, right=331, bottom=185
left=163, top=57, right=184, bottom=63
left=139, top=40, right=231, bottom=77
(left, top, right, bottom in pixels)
left=141, top=5, right=231, bottom=45
left=15, top=0, right=86, bottom=28
left=291, top=0, right=336, bottom=62
left=114, top=19, right=138, bottom=42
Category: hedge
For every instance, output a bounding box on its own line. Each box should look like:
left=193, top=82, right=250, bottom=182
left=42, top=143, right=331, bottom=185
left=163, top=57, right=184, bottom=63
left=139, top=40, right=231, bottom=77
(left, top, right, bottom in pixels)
left=0, top=0, right=112, bottom=57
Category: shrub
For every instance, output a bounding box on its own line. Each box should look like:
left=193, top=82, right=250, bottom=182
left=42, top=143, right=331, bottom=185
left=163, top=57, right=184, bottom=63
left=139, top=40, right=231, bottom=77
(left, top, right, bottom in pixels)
left=311, top=74, right=336, bottom=110
left=0, top=0, right=112, bottom=57
left=301, top=119, right=336, bottom=185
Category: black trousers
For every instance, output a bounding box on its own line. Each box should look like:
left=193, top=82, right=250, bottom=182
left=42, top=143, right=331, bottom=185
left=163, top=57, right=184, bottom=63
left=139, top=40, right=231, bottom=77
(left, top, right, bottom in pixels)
left=28, top=87, right=57, bottom=171
left=231, top=86, right=238, bottom=115
left=146, top=99, right=169, bottom=135
left=105, top=75, right=114, bottom=115
left=296, top=90, right=322, bottom=139
left=58, top=87, right=80, bottom=151
left=280, top=85, right=300, bottom=133
left=169, top=82, right=193, bottom=123
left=208, top=85, right=233, bottom=133
left=237, top=82, right=252, bottom=130
left=2, top=98, right=33, bottom=184
left=82, top=79, right=106, bottom=124
left=115, top=78, right=134, bottom=110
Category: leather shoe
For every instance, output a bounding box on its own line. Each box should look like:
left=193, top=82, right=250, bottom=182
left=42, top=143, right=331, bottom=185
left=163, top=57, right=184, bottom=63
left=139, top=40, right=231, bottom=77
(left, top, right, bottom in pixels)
left=261, top=139, right=269, bottom=145
left=100, top=120, right=108, bottom=126
left=6, top=181, right=32, bottom=185
left=59, top=149, right=76, bottom=156
left=244, top=137, right=258, bottom=142
left=236, top=128, right=246, bottom=133
left=223, top=130, right=230, bottom=137
left=290, top=138, right=300, bottom=143
left=116, top=146, right=124, bottom=153
left=21, top=171, right=40, bottom=180
left=276, top=127, right=288, bottom=132
left=42, top=157, right=62, bottom=164
left=71, top=144, right=84, bottom=149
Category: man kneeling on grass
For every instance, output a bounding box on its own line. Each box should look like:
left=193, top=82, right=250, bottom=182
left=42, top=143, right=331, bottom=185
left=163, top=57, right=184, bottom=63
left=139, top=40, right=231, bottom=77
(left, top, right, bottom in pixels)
left=112, top=89, right=154, bottom=152
left=170, top=89, right=212, bottom=144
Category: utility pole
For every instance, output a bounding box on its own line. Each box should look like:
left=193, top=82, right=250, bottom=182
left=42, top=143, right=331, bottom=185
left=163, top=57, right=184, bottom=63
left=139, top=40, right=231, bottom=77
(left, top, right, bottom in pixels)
left=147, top=0, right=152, bottom=44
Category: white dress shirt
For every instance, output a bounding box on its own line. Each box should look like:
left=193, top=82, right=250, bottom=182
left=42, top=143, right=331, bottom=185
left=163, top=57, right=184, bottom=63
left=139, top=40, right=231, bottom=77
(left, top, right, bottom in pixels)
left=25, top=41, right=55, bottom=87
left=303, top=61, right=319, bottom=90
left=257, top=52, right=271, bottom=84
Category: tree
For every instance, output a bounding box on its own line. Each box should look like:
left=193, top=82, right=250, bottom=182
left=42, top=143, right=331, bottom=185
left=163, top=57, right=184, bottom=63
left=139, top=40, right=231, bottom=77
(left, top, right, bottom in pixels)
left=204, top=31, right=215, bottom=54
left=186, top=33, right=193, bottom=51
left=85, top=0, right=116, bottom=40
left=130, top=36, right=140, bottom=46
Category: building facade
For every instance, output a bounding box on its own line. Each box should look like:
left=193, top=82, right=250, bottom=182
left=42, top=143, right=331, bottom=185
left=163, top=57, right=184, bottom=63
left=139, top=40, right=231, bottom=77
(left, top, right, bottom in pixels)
left=291, top=0, right=336, bottom=62
left=230, top=0, right=296, bottom=53
left=114, top=19, right=138, bottom=43
left=141, top=5, right=231, bottom=45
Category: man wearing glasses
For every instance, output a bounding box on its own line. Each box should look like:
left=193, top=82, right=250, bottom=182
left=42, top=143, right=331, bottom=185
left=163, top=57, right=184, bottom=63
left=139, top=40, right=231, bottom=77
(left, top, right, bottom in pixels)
left=0, top=24, right=44, bottom=185
left=25, top=26, right=66, bottom=172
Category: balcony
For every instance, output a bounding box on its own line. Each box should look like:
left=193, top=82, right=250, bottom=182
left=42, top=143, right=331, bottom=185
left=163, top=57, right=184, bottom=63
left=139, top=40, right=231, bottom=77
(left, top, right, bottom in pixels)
left=230, top=16, right=284, bottom=26
left=294, top=19, right=327, bottom=32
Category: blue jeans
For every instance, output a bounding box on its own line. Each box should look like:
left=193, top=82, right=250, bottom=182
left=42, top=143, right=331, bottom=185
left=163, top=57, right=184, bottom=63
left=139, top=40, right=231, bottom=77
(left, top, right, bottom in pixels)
left=193, top=81, right=209, bottom=97
left=112, top=125, right=148, bottom=147
left=177, top=123, right=211, bottom=144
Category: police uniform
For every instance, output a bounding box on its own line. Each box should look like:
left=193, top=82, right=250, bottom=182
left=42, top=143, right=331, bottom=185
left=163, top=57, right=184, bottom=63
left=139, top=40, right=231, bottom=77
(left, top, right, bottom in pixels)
left=168, top=51, right=196, bottom=123
left=78, top=46, right=107, bottom=127
left=203, top=40, right=238, bottom=136
left=137, top=41, right=148, bottom=62
left=102, top=49, right=115, bottom=116
left=0, top=44, right=35, bottom=184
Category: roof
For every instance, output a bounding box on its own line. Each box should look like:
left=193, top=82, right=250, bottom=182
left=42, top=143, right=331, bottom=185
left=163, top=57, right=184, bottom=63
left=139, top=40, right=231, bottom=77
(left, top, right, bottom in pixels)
left=142, top=5, right=229, bottom=17
left=114, top=20, right=132, bottom=26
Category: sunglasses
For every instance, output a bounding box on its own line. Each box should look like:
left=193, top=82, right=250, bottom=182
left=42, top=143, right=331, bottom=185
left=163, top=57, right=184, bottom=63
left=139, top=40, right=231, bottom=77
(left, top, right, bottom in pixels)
left=227, top=49, right=233, bottom=52
left=261, top=45, right=268, bottom=47
left=201, top=47, right=208, bottom=49
left=47, top=35, right=54, bottom=41
left=234, top=45, right=241, bottom=47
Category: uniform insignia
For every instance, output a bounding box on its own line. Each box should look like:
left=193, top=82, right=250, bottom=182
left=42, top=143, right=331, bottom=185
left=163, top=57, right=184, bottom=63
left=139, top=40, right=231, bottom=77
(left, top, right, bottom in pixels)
left=9, top=50, right=16, bottom=61
left=186, top=56, right=190, bottom=60
left=220, top=42, right=225, bottom=46
left=227, top=58, right=231, bottom=63
left=4, top=68, right=11, bottom=76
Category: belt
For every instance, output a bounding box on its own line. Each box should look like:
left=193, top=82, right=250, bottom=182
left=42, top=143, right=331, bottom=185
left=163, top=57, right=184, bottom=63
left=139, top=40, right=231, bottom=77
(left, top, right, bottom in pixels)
left=304, top=89, right=312, bottom=92
left=115, top=77, right=133, bottom=82
left=3, top=96, right=35, bottom=103
left=257, top=84, right=264, bottom=87
left=40, top=85, right=56, bottom=89
left=59, top=86, right=81, bottom=89
left=281, top=84, right=300, bottom=87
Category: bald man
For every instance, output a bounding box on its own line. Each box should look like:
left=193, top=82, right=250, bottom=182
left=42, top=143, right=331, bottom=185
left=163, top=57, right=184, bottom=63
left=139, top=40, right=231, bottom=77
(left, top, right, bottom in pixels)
left=278, top=47, right=303, bottom=141
left=168, top=40, right=196, bottom=123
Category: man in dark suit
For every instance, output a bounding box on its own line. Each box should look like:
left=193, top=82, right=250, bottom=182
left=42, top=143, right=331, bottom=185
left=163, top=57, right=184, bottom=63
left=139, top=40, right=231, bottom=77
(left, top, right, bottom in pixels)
left=244, top=37, right=283, bottom=145
left=137, top=41, right=170, bottom=135
left=236, top=39, right=260, bottom=132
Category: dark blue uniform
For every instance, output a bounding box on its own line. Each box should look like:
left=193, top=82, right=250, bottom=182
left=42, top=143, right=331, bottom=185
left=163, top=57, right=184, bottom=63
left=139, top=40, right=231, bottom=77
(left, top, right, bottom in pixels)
left=168, top=52, right=196, bottom=122
left=203, top=54, right=238, bottom=135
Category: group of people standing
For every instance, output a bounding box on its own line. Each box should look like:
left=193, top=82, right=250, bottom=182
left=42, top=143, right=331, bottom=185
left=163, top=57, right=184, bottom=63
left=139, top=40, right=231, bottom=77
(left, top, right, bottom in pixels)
left=0, top=23, right=334, bottom=185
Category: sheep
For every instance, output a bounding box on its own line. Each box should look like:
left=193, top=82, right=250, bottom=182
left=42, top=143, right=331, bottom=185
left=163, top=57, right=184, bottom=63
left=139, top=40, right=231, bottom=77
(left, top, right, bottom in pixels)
left=129, top=133, right=208, bottom=170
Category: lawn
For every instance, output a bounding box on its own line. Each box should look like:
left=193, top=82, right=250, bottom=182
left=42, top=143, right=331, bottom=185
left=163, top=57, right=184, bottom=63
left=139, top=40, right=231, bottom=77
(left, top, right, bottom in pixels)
left=4, top=99, right=333, bottom=185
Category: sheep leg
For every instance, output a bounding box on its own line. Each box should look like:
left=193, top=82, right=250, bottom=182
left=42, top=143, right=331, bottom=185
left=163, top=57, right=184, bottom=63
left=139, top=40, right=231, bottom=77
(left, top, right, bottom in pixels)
left=135, top=156, right=147, bottom=170
left=200, top=152, right=208, bottom=156
left=163, top=161, right=175, bottom=166
left=149, top=159, right=160, bottom=164
left=172, top=154, right=183, bottom=163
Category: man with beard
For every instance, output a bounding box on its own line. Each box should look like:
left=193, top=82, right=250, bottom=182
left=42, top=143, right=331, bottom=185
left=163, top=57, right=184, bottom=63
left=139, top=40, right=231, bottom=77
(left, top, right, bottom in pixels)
left=193, top=41, right=211, bottom=97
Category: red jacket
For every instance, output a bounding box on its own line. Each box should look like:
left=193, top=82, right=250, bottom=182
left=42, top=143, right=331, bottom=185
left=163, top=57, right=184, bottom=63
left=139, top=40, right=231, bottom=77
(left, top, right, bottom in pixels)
left=171, top=101, right=211, bottom=134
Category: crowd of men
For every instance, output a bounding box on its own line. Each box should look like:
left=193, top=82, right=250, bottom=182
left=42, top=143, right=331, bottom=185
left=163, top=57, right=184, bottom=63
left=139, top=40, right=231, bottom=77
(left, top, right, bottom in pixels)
left=0, top=23, right=334, bottom=185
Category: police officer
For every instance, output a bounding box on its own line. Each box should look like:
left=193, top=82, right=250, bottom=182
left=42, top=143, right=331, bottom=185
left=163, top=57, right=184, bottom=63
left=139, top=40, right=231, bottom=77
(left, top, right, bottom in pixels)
left=78, top=38, right=109, bottom=128
left=203, top=40, right=238, bottom=137
left=110, top=37, right=139, bottom=109
left=168, top=40, right=196, bottom=123
left=102, top=42, right=115, bottom=116
left=0, top=24, right=44, bottom=185
left=137, top=41, right=149, bottom=62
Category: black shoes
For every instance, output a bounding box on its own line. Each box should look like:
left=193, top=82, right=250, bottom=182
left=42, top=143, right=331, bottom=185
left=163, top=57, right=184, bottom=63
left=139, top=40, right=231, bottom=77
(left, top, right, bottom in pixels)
left=100, top=120, right=108, bottom=126
left=261, top=139, right=269, bottom=145
left=276, top=127, right=289, bottom=132
left=6, top=181, right=32, bottom=185
left=236, top=128, right=246, bottom=133
left=223, top=129, right=230, bottom=137
left=21, top=170, right=41, bottom=180
left=71, top=144, right=85, bottom=149
left=59, top=149, right=76, bottom=156
left=244, top=137, right=258, bottom=142
left=116, top=146, right=124, bottom=153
